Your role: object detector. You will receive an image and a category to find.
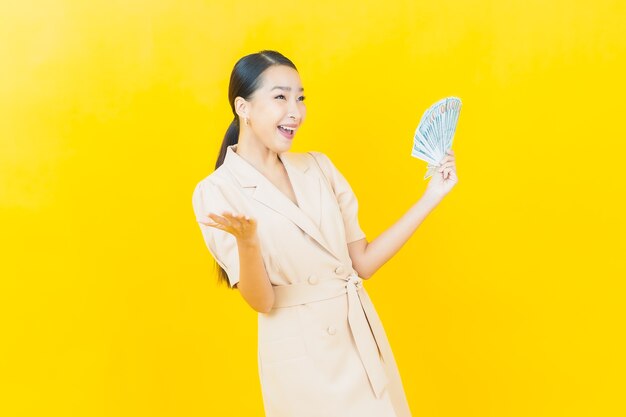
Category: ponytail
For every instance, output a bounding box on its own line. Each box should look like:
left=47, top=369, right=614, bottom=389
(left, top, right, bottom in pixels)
left=215, top=117, right=239, bottom=170
left=213, top=117, right=240, bottom=287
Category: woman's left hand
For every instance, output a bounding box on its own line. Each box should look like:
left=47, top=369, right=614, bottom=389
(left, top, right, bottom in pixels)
left=425, top=149, right=458, bottom=199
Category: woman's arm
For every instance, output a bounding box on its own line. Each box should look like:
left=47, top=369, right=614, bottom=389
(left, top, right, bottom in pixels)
left=234, top=235, right=274, bottom=313
left=348, top=192, right=442, bottom=279
left=348, top=149, right=458, bottom=279
left=206, top=212, right=274, bottom=313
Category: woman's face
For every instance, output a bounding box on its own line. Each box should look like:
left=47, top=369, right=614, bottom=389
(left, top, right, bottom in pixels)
left=242, top=65, right=306, bottom=154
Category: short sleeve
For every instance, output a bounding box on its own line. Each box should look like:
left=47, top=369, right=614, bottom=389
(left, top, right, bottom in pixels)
left=192, top=180, right=240, bottom=287
left=309, top=152, right=367, bottom=243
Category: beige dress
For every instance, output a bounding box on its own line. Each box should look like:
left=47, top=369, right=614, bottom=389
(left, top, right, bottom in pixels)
left=192, top=144, right=412, bottom=417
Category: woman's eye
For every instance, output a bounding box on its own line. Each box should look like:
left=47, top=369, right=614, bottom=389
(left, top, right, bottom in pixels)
left=274, top=94, right=305, bottom=101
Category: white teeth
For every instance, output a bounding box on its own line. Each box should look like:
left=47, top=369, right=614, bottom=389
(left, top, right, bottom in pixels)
left=279, top=126, right=294, bottom=133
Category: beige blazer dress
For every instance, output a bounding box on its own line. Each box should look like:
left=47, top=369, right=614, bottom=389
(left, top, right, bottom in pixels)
left=192, top=144, right=412, bottom=417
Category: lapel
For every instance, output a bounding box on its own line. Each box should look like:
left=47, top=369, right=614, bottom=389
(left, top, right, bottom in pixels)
left=223, top=144, right=340, bottom=261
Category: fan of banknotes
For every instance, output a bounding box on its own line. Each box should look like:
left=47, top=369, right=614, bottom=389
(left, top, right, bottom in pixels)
left=411, top=96, right=462, bottom=179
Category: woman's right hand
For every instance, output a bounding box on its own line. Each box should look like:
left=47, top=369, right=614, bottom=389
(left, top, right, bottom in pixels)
left=199, top=211, right=258, bottom=243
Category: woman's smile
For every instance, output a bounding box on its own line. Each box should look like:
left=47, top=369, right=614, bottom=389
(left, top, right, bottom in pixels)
left=277, top=124, right=297, bottom=140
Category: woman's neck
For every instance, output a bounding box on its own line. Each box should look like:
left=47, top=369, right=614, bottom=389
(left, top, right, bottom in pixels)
left=235, top=138, right=283, bottom=177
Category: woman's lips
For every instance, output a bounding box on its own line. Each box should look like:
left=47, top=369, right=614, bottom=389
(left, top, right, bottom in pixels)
left=277, top=126, right=295, bottom=139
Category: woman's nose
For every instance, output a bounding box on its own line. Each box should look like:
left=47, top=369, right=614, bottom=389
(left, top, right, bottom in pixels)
left=288, top=101, right=302, bottom=120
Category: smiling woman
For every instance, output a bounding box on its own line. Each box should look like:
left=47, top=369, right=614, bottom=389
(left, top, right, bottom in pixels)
left=214, top=53, right=306, bottom=173
left=191, top=50, right=456, bottom=417
left=237, top=65, right=306, bottom=150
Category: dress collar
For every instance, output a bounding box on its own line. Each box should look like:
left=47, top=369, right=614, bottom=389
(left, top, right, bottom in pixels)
left=221, top=143, right=340, bottom=260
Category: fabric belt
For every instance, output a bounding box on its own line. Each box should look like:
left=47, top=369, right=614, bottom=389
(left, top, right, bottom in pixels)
left=272, top=273, right=389, bottom=398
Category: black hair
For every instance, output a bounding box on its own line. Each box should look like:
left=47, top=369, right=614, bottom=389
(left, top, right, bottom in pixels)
left=214, top=50, right=298, bottom=286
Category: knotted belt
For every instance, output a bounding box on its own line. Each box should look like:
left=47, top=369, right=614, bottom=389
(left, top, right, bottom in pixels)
left=271, top=273, right=389, bottom=398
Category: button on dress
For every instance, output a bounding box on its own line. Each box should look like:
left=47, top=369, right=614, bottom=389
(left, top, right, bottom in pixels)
left=192, top=144, right=412, bottom=417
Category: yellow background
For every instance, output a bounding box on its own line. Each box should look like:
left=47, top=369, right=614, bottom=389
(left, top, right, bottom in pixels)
left=1, top=0, right=624, bottom=416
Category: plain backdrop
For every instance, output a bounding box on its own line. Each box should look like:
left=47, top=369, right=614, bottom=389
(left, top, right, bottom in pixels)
left=1, top=0, right=625, bottom=416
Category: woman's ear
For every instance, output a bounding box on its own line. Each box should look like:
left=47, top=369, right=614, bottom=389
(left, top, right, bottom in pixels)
left=234, top=96, right=248, bottom=119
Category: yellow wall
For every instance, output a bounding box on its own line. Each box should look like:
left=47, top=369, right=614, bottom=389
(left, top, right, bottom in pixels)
left=1, top=0, right=624, bottom=415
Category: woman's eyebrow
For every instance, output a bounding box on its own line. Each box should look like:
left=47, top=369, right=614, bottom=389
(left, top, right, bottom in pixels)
left=271, top=86, right=305, bottom=92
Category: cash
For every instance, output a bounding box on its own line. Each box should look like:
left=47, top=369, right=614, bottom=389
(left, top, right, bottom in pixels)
left=411, top=97, right=462, bottom=179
